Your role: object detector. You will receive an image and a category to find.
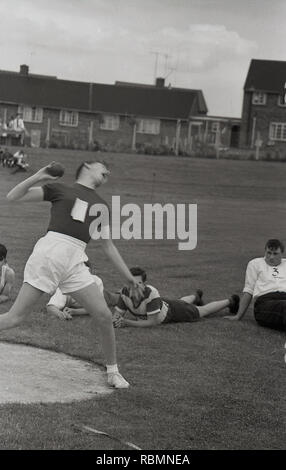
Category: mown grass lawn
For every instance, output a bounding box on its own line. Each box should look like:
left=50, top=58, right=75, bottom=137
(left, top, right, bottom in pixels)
left=0, top=148, right=285, bottom=450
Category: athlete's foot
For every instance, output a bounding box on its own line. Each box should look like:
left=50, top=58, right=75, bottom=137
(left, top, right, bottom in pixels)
left=107, top=372, right=130, bottom=389
left=194, top=289, right=204, bottom=306
left=228, top=294, right=240, bottom=314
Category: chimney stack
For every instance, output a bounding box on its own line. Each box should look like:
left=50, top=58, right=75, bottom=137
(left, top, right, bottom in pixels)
left=20, top=64, right=29, bottom=76
left=155, top=77, right=165, bottom=88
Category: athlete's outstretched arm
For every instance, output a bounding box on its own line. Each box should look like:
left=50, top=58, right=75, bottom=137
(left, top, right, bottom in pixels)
left=101, top=238, right=138, bottom=288
left=224, top=292, right=252, bottom=320
left=7, top=164, right=59, bottom=202
left=46, top=304, right=72, bottom=320
left=113, top=313, right=161, bottom=328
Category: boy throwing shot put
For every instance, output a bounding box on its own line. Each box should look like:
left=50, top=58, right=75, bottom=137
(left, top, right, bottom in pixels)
left=0, top=160, right=140, bottom=388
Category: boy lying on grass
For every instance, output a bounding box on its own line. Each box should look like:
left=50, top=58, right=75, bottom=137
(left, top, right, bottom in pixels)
left=112, top=267, right=239, bottom=328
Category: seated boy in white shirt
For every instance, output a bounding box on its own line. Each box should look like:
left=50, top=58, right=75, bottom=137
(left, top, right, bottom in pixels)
left=225, top=238, right=286, bottom=331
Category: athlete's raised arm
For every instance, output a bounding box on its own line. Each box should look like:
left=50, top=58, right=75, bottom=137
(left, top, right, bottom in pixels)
left=7, top=164, right=60, bottom=202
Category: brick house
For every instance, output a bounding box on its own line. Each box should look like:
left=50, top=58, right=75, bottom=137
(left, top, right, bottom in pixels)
left=0, top=65, right=209, bottom=153
left=188, top=115, right=241, bottom=152
left=240, top=59, right=286, bottom=149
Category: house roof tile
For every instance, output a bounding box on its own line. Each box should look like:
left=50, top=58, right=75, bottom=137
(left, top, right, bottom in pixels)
left=244, top=59, right=286, bottom=93
left=91, top=83, right=207, bottom=119
left=0, top=69, right=207, bottom=119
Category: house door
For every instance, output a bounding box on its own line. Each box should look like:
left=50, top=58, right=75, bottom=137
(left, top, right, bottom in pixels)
left=230, top=125, right=240, bottom=148
left=30, top=129, right=41, bottom=148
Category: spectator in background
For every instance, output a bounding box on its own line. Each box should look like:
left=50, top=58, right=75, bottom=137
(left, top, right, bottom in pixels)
left=2, top=148, right=14, bottom=167
left=0, top=118, right=7, bottom=130
left=0, top=118, right=8, bottom=139
left=12, top=149, right=29, bottom=173
left=0, top=244, right=15, bottom=304
left=14, top=114, right=25, bottom=132
left=8, top=116, right=15, bottom=129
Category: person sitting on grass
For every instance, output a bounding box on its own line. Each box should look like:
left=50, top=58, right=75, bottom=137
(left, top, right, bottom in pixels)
left=46, top=262, right=119, bottom=320
left=0, top=244, right=15, bottom=304
left=112, top=267, right=239, bottom=328
left=12, top=149, right=29, bottom=173
left=225, top=238, right=286, bottom=331
left=1, top=148, right=14, bottom=167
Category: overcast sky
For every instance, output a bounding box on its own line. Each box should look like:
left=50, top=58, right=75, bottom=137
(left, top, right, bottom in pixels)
left=0, top=0, right=285, bottom=117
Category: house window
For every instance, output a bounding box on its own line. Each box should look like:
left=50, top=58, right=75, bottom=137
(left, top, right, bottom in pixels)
left=137, top=119, right=160, bottom=135
left=269, top=122, right=286, bottom=141
left=59, top=110, right=78, bottom=127
left=18, top=105, right=43, bottom=123
left=252, top=92, right=267, bottom=105
left=100, top=114, right=120, bottom=131
left=277, top=95, right=286, bottom=107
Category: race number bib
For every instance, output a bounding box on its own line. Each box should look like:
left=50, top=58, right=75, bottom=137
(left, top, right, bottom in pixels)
left=71, top=198, right=89, bottom=222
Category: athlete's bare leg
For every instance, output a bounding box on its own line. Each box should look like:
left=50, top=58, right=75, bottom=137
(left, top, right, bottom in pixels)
left=197, top=299, right=230, bottom=318
left=180, top=294, right=196, bottom=304
left=70, top=282, right=117, bottom=365
left=70, top=282, right=129, bottom=388
left=0, top=283, right=43, bottom=329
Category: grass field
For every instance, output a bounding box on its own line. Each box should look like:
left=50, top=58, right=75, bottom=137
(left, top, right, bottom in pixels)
left=0, top=148, right=285, bottom=450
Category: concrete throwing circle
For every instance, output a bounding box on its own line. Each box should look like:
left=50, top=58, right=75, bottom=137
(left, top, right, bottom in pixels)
left=0, top=342, right=113, bottom=404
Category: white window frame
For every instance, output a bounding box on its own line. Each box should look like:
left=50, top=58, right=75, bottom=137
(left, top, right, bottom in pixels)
left=18, top=105, right=43, bottom=123
left=100, top=114, right=120, bottom=131
left=252, top=92, right=267, bottom=105
left=59, top=110, right=78, bottom=127
left=277, top=95, right=286, bottom=107
left=137, top=118, right=160, bottom=135
left=269, top=122, right=286, bottom=141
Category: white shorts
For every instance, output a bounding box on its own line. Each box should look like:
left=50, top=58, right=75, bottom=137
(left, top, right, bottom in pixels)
left=24, top=231, right=95, bottom=295
left=47, top=274, right=104, bottom=309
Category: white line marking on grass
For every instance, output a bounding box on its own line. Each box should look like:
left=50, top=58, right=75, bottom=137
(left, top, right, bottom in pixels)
left=0, top=342, right=112, bottom=403
left=74, top=424, right=142, bottom=450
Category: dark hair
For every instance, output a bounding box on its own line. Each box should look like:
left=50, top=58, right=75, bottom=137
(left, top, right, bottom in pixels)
left=75, top=161, right=94, bottom=180
left=265, top=239, right=285, bottom=253
left=0, top=244, right=7, bottom=261
left=130, top=267, right=147, bottom=282
left=75, top=160, right=109, bottom=180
